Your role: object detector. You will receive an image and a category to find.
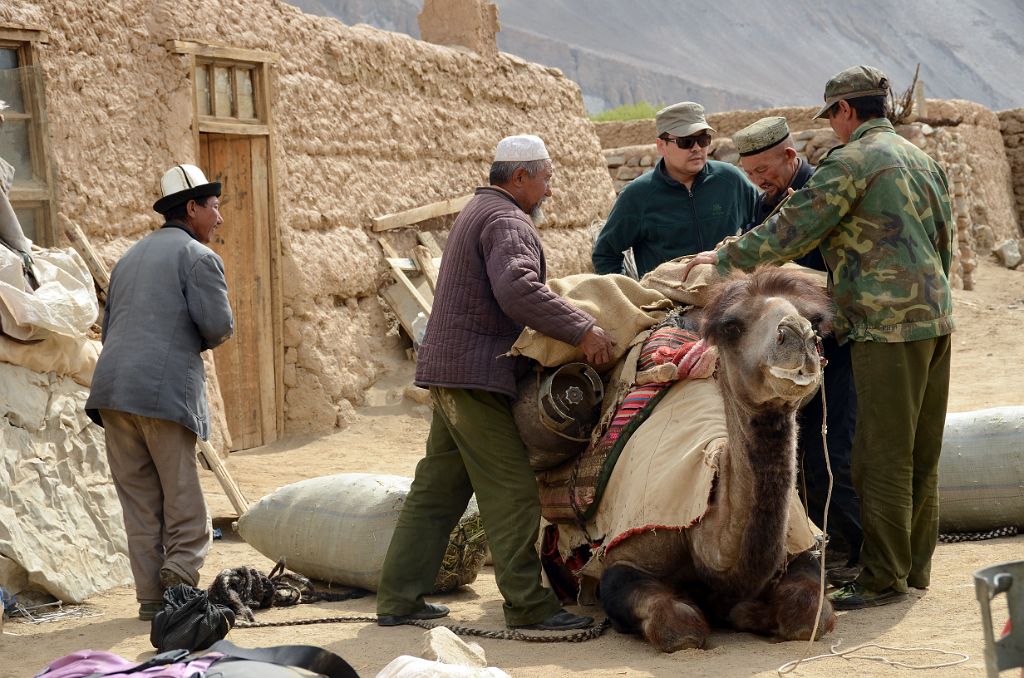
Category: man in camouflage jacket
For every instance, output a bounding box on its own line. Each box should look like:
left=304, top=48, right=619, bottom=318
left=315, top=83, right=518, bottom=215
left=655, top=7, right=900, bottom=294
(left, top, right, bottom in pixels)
left=689, top=66, right=954, bottom=610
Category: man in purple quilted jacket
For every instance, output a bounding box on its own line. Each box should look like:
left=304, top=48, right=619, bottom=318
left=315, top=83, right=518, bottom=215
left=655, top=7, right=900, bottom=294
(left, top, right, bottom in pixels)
left=377, top=135, right=613, bottom=631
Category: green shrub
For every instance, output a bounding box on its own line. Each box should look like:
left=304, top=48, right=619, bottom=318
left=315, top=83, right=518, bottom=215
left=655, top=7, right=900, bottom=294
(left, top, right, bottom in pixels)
left=590, top=101, right=661, bottom=122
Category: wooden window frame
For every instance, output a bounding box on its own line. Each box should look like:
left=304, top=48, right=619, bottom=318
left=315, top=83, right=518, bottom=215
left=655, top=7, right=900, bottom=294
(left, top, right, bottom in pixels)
left=0, top=28, right=56, bottom=246
left=166, top=40, right=277, bottom=138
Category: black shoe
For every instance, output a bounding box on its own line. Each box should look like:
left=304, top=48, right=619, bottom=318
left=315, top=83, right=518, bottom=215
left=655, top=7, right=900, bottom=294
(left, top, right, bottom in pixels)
left=510, top=609, right=594, bottom=631
left=377, top=602, right=450, bottom=626
left=138, top=601, right=163, bottom=621
left=826, top=564, right=862, bottom=588
left=829, top=583, right=907, bottom=610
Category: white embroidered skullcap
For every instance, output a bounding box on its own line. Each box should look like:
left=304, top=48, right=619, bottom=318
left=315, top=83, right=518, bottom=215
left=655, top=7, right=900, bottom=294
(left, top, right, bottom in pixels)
left=493, top=135, right=551, bottom=162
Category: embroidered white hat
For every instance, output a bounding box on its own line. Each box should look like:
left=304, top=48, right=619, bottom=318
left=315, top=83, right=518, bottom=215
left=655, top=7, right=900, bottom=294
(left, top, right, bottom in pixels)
left=153, top=164, right=221, bottom=214
left=493, top=135, right=551, bottom=162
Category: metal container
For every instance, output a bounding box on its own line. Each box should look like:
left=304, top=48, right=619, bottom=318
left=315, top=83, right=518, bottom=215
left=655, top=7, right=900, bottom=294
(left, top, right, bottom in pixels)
left=512, top=362, right=604, bottom=471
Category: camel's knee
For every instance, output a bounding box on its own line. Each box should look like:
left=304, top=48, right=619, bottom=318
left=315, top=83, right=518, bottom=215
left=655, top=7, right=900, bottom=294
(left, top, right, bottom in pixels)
left=601, top=565, right=709, bottom=652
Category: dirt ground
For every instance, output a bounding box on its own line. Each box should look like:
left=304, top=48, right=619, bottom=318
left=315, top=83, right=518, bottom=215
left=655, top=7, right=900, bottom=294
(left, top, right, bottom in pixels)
left=4, top=258, right=1023, bottom=678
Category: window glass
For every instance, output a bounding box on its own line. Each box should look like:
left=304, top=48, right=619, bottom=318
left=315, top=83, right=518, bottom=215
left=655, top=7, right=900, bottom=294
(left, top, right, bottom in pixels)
left=214, top=67, right=233, bottom=117
left=195, top=64, right=211, bottom=116
left=237, top=68, right=255, bottom=119
left=0, top=119, right=32, bottom=182
left=0, top=50, right=26, bottom=112
left=14, top=206, right=35, bottom=242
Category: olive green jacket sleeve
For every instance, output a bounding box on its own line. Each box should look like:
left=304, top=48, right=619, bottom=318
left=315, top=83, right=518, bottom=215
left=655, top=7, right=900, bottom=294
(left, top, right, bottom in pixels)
left=716, top=118, right=956, bottom=344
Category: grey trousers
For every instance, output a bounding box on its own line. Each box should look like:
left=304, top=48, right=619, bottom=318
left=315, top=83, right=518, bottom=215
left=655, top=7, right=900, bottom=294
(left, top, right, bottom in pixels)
left=100, top=409, right=210, bottom=602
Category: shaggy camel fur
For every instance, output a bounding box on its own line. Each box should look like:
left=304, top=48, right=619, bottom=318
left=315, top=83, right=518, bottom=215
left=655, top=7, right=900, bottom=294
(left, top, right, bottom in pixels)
left=600, top=268, right=838, bottom=652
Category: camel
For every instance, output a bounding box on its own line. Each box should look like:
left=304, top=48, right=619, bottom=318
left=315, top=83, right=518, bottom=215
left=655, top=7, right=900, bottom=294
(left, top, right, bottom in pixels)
left=593, top=267, right=838, bottom=652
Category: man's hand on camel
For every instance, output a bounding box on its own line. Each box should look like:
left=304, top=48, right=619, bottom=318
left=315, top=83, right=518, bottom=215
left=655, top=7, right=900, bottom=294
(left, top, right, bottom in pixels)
left=681, top=251, right=717, bottom=279
left=578, top=325, right=615, bottom=365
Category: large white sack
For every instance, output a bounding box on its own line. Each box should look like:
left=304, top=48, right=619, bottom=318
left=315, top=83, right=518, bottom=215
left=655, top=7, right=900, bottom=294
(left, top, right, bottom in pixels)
left=938, top=406, right=1024, bottom=533
left=237, top=473, right=486, bottom=591
left=0, top=362, right=131, bottom=602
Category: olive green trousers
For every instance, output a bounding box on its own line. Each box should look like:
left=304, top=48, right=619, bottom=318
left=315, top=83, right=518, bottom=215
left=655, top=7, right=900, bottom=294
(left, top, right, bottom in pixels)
left=850, top=335, right=951, bottom=593
left=376, top=387, right=562, bottom=626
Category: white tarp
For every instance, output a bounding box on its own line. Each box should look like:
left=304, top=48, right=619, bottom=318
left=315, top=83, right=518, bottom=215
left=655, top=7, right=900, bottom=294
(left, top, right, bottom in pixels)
left=0, top=244, right=98, bottom=342
left=0, top=361, right=131, bottom=602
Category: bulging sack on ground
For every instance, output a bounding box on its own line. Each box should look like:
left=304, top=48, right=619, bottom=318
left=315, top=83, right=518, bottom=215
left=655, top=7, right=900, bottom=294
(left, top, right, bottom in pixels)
left=938, top=406, right=1024, bottom=533
left=238, top=473, right=487, bottom=591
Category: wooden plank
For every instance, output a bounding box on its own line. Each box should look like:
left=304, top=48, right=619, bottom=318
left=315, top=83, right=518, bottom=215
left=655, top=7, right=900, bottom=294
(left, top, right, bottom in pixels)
left=380, top=246, right=432, bottom=315
left=258, top=59, right=286, bottom=437
left=417, top=231, right=444, bottom=257
left=381, top=276, right=432, bottom=340
left=198, top=119, right=270, bottom=136
left=197, top=438, right=249, bottom=516
left=251, top=136, right=277, bottom=445
left=0, top=28, right=49, bottom=44
left=59, top=214, right=110, bottom=301
left=166, top=39, right=279, bottom=64
left=372, top=194, right=473, bottom=232
left=413, top=245, right=439, bottom=294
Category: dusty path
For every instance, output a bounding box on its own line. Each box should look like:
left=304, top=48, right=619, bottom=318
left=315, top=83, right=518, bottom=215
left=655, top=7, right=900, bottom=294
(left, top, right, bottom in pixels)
left=4, top=259, right=1023, bottom=678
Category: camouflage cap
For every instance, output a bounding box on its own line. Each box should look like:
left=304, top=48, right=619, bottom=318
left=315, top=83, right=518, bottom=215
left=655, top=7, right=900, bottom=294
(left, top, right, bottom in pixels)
left=812, top=65, right=890, bottom=119
left=733, top=116, right=790, bottom=156
left=656, top=101, right=715, bottom=138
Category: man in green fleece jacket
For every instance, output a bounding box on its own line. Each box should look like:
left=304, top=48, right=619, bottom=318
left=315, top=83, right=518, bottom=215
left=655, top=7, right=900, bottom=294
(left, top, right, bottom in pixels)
left=592, top=101, right=758, bottom=277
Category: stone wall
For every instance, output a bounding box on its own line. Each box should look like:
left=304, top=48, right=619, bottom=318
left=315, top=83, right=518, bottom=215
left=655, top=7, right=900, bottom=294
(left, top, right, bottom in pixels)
left=596, top=99, right=1019, bottom=242
left=603, top=122, right=981, bottom=289
left=0, top=0, right=614, bottom=437
left=998, top=107, right=1024, bottom=241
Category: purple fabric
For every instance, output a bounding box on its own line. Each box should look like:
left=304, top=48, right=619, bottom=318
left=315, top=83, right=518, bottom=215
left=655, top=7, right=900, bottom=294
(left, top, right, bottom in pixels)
left=415, top=186, right=595, bottom=397
left=34, top=650, right=221, bottom=677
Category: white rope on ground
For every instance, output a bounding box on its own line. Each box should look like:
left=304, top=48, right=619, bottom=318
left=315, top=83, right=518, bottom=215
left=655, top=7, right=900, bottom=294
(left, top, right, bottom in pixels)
left=777, top=640, right=970, bottom=672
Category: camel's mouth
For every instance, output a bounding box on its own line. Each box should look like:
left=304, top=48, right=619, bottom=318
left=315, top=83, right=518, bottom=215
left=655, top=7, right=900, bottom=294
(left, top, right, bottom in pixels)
left=768, top=364, right=819, bottom=387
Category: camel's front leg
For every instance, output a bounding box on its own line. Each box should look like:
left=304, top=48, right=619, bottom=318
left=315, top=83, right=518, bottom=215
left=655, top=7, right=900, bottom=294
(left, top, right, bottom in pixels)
left=601, top=564, right=710, bottom=652
left=729, top=551, right=836, bottom=641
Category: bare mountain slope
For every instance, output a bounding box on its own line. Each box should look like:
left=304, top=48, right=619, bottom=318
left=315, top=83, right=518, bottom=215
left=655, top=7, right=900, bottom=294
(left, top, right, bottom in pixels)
left=288, top=0, right=1024, bottom=113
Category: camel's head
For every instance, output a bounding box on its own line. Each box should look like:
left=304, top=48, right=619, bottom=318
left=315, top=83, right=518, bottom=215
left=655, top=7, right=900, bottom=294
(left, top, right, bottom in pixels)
left=701, top=267, right=833, bottom=409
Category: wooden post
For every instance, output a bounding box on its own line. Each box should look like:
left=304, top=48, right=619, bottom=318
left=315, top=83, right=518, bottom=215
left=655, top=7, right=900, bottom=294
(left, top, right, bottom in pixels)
left=197, top=438, right=249, bottom=516
left=413, top=244, right=439, bottom=294
left=59, top=214, right=110, bottom=301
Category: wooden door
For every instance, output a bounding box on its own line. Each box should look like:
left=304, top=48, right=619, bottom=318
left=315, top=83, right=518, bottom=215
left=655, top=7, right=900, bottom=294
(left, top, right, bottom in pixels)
left=199, top=133, right=278, bottom=450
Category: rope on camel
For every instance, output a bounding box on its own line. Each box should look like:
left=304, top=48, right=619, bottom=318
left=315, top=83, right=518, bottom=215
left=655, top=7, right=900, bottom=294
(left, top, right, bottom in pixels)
left=235, top=615, right=611, bottom=643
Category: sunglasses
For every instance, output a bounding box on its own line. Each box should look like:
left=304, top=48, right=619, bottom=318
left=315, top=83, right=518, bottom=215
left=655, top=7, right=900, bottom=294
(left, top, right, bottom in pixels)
left=662, top=132, right=713, bottom=150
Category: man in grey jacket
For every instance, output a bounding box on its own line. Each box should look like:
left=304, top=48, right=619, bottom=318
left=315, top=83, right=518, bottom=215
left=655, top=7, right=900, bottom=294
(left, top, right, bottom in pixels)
left=377, top=135, right=613, bottom=631
left=86, top=164, right=234, bottom=621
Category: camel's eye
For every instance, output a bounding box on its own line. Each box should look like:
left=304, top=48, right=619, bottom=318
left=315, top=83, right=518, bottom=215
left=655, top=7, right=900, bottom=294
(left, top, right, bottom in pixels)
left=720, top=317, right=744, bottom=340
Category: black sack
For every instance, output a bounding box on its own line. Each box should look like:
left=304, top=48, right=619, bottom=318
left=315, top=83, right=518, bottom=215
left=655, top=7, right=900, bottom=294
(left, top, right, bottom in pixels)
left=151, top=584, right=236, bottom=653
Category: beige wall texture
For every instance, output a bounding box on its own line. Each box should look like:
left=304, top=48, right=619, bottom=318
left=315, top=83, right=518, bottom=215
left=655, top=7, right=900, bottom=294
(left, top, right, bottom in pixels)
left=1, top=0, right=614, bottom=437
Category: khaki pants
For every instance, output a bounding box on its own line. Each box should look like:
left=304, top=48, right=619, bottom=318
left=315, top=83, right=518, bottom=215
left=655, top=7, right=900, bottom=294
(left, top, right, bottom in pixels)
left=376, top=387, right=562, bottom=627
left=101, top=410, right=210, bottom=602
left=850, top=335, right=951, bottom=593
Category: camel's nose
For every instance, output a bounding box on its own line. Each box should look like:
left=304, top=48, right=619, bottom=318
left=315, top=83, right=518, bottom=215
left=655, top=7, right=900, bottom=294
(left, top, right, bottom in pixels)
left=776, top=315, right=814, bottom=346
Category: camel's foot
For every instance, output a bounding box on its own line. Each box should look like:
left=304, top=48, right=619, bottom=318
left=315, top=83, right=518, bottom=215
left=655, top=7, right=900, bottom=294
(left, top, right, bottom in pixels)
left=770, top=553, right=831, bottom=643
left=641, top=598, right=709, bottom=652
left=601, top=564, right=710, bottom=653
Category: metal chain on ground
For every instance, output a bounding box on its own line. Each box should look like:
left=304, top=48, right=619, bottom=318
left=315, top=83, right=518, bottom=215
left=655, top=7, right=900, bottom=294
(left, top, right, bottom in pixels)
left=938, top=525, right=1018, bottom=543
left=236, top=615, right=610, bottom=643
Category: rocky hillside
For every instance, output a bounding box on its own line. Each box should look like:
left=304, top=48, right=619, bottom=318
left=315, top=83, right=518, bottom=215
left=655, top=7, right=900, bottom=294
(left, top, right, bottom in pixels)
left=288, top=0, right=1024, bottom=113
